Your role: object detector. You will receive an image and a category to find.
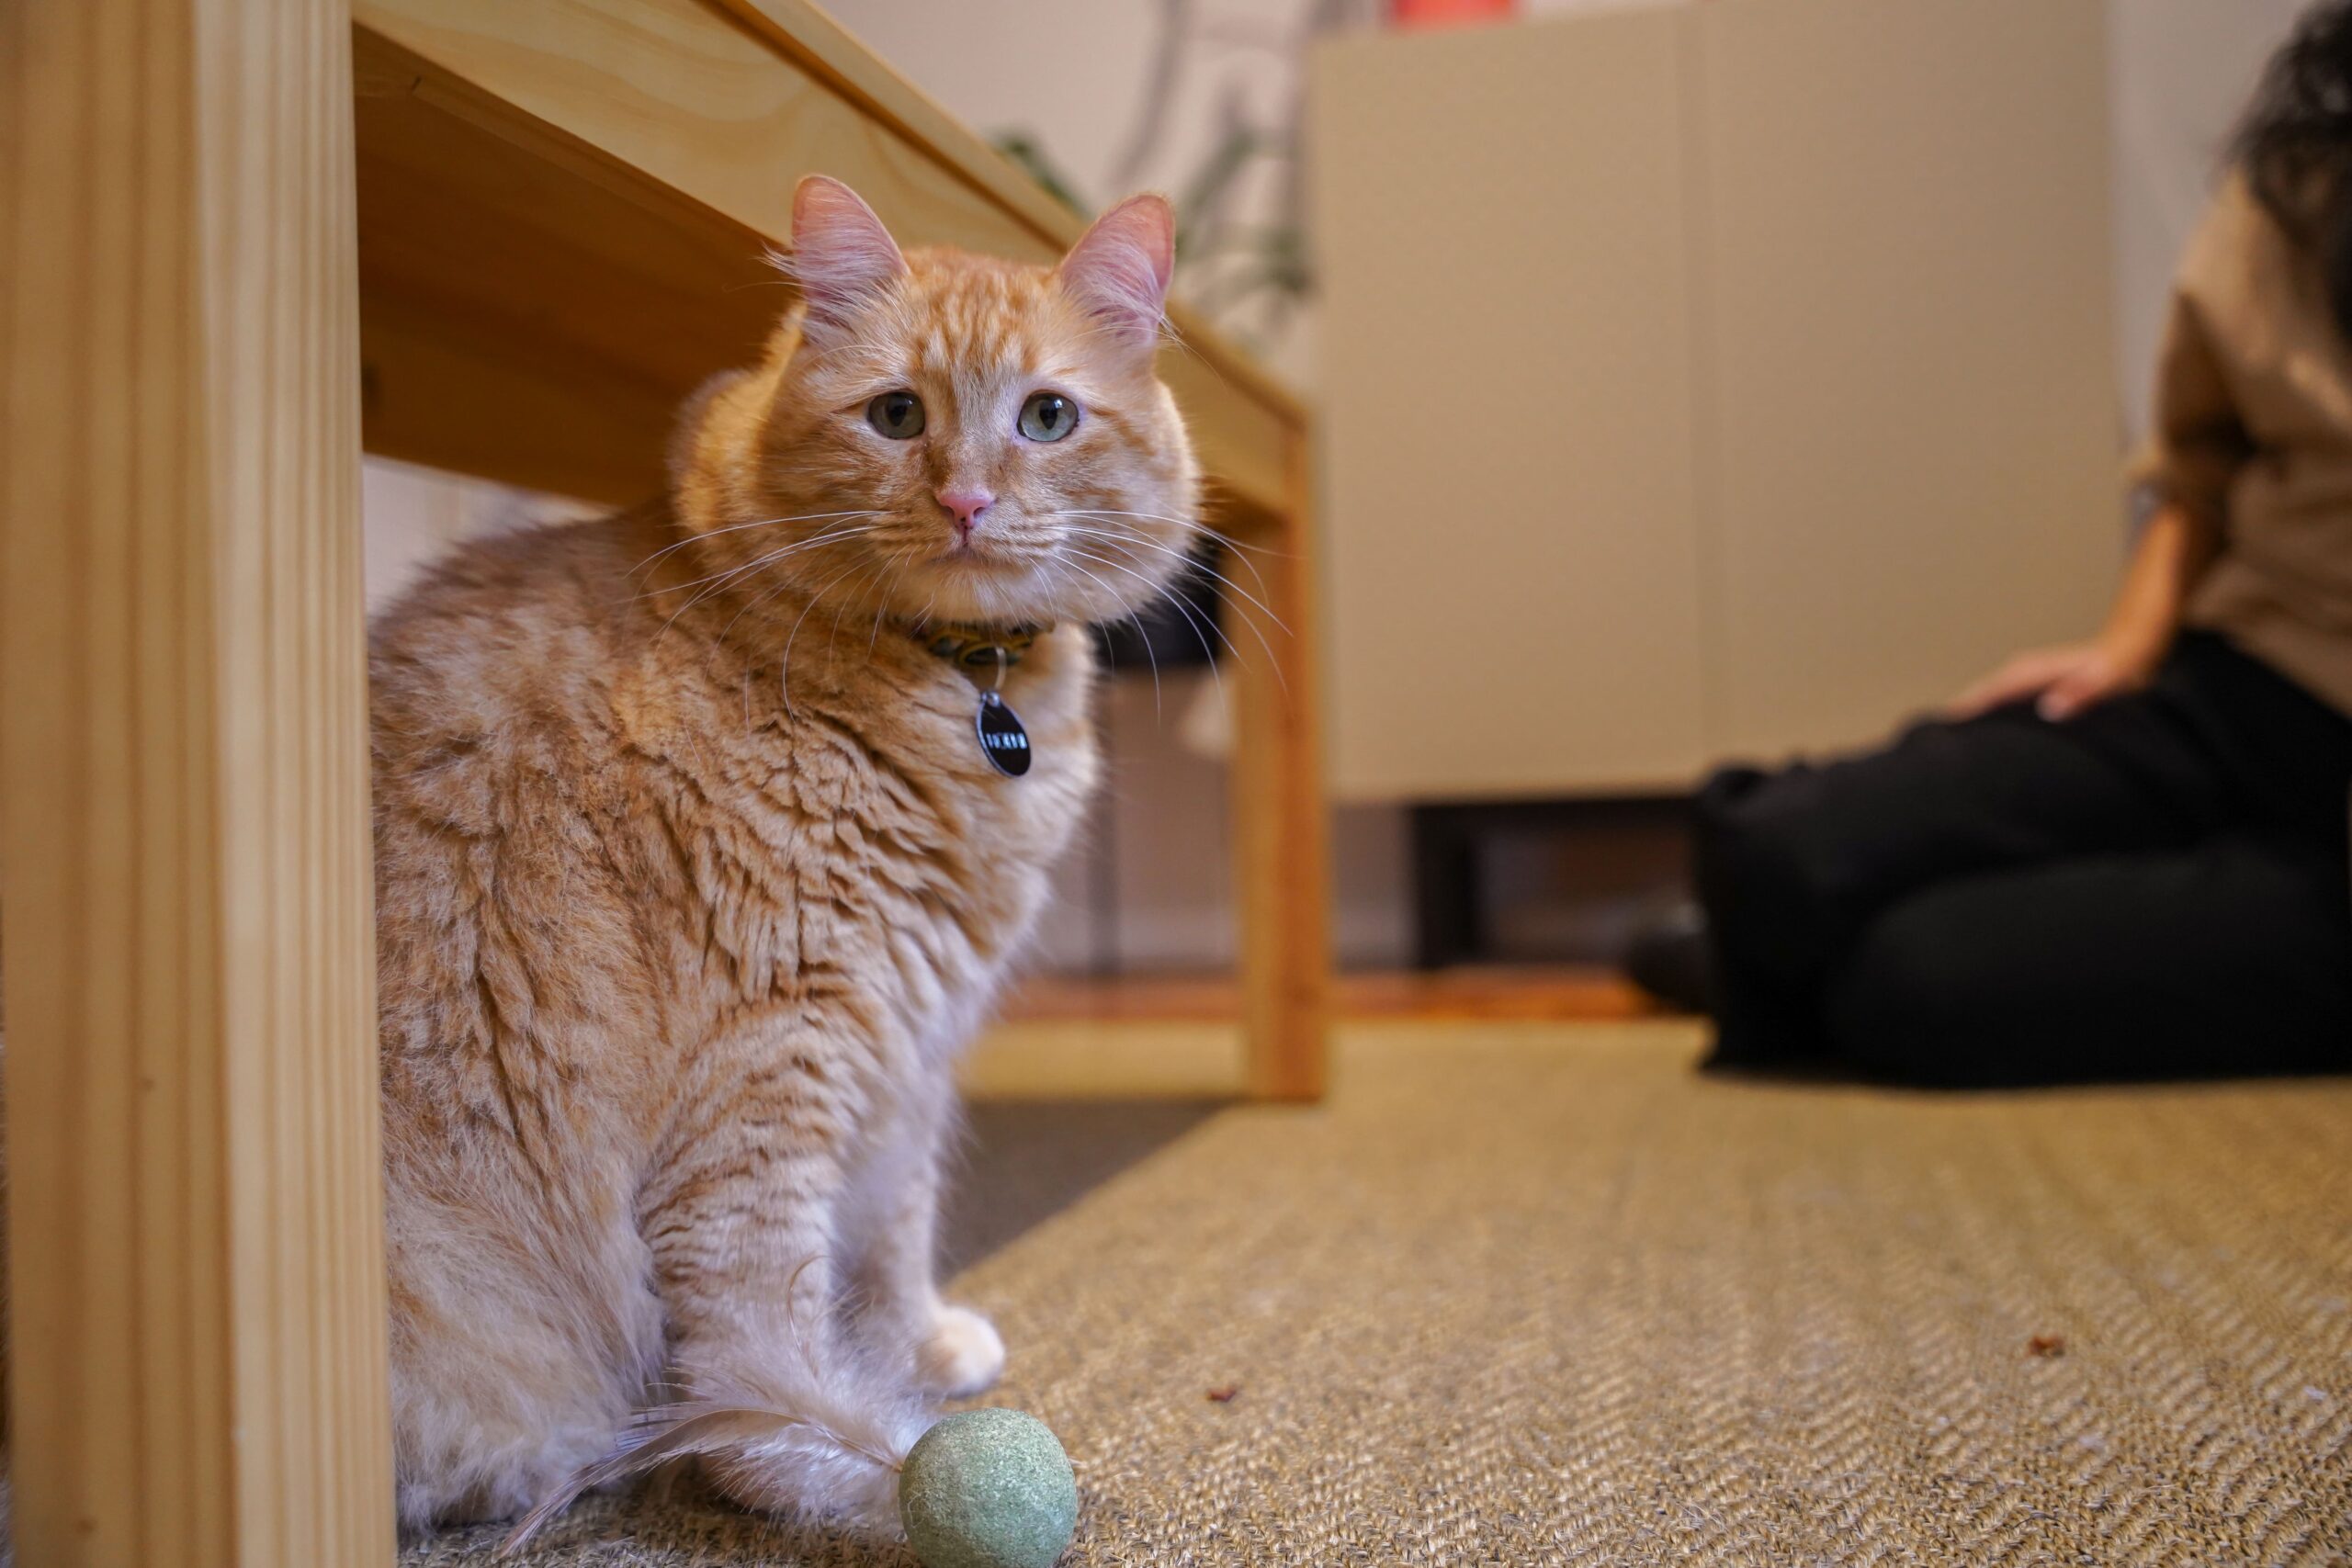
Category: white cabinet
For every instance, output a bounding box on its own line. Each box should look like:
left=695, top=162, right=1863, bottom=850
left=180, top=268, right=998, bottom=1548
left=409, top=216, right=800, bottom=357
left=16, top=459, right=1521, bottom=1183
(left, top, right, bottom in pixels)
left=1310, top=0, right=2120, bottom=801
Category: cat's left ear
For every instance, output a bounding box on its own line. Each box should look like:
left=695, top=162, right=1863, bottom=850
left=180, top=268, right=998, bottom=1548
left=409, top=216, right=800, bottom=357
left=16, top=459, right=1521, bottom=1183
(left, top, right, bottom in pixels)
left=1055, top=194, right=1174, bottom=360
left=787, top=175, right=909, bottom=344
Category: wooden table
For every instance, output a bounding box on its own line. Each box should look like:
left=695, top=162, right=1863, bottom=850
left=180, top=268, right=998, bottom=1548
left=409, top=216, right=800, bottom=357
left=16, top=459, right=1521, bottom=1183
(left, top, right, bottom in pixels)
left=0, top=1, right=1328, bottom=1561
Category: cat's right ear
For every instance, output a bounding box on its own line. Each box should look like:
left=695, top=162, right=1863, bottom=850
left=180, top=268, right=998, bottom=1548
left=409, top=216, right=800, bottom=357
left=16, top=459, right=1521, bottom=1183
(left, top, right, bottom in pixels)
left=1055, top=194, right=1175, bottom=361
left=786, top=175, right=908, bottom=344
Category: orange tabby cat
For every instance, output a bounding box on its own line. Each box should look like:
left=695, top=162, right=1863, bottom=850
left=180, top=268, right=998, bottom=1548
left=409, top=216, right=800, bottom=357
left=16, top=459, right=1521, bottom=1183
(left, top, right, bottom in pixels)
left=368, top=175, right=1196, bottom=1538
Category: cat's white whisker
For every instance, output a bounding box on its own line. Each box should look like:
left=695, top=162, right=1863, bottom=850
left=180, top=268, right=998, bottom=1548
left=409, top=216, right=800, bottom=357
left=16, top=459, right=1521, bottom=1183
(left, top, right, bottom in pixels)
left=1056, top=525, right=1290, bottom=693
left=651, top=526, right=886, bottom=654
left=867, top=545, right=922, bottom=656
left=1064, top=544, right=1236, bottom=712
left=643, top=520, right=882, bottom=609
left=719, top=571, right=798, bottom=652
left=825, top=558, right=894, bottom=659
left=1049, top=555, right=1165, bottom=717
left=625, top=508, right=884, bottom=580
left=1048, top=504, right=1284, bottom=602
left=776, top=558, right=873, bottom=716
left=1051, top=520, right=1287, bottom=630
left=1128, top=607, right=1164, bottom=717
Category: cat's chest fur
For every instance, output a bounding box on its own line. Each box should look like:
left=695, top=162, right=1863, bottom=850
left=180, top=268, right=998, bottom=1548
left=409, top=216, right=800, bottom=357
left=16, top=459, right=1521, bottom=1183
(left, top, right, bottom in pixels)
left=613, top=618, right=1099, bottom=1079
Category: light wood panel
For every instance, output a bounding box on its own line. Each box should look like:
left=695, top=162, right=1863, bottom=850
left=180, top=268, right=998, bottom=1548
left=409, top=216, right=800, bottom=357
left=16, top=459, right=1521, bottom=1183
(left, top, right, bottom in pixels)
left=959, top=1021, right=1247, bottom=1102
left=1001, top=967, right=1657, bottom=1025
left=352, top=23, right=783, bottom=503
left=351, top=0, right=1298, bottom=523
left=1, top=0, right=394, bottom=1562
left=361, top=288, right=692, bottom=507
left=1691, top=0, right=2120, bottom=758
left=1310, top=9, right=1713, bottom=801
left=1230, top=438, right=1333, bottom=1100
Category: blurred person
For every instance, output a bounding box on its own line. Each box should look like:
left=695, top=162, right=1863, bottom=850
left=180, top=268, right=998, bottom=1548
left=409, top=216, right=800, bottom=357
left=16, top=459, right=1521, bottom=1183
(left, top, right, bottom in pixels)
left=1642, top=3, right=2352, bottom=1085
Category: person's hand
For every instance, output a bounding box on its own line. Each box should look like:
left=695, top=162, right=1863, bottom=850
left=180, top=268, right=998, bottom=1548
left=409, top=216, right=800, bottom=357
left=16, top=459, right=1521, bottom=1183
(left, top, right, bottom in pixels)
left=1946, top=637, right=2155, bottom=722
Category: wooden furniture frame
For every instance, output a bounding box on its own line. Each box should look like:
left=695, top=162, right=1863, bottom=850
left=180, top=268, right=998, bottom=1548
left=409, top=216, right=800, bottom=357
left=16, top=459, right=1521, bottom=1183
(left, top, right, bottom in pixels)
left=1, top=0, right=1328, bottom=1561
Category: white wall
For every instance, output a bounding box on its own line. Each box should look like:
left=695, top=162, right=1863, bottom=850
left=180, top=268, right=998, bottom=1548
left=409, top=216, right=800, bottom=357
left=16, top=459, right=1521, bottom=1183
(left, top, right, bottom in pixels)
left=2108, top=0, right=2306, bottom=437
left=363, top=458, right=599, bottom=611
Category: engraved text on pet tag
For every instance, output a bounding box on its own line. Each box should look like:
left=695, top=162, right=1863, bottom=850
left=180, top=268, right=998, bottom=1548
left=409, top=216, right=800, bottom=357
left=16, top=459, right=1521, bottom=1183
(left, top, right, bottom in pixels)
left=977, top=691, right=1032, bottom=776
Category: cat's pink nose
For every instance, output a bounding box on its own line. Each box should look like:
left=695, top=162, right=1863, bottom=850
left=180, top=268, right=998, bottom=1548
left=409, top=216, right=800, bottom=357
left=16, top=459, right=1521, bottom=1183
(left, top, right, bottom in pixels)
left=936, top=488, right=994, bottom=538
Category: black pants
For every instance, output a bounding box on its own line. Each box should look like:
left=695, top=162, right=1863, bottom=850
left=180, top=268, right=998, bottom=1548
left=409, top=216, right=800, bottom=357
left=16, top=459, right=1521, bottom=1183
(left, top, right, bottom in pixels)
left=1693, top=632, right=2352, bottom=1085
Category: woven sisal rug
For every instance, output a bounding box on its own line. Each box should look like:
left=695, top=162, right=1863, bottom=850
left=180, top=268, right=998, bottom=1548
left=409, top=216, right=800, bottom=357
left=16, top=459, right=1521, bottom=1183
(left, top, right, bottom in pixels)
left=407, top=1022, right=2352, bottom=1565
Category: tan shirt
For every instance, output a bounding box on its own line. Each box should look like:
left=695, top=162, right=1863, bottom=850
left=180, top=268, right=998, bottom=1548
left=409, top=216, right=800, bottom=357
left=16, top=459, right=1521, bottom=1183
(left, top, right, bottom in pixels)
left=2138, top=172, right=2352, bottom=716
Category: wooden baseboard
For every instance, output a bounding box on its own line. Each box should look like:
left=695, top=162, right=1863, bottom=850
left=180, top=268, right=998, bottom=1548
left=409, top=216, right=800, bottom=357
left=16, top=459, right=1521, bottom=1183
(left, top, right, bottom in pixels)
left=1002, top=966, right=1661, bottom=1025
left=967, top=967, right=1667, bottom=1100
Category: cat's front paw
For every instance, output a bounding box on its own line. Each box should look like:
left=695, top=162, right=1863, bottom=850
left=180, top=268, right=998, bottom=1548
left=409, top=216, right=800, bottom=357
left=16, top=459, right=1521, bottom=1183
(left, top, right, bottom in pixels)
left=917, top=1304, right=1005, bottom=1398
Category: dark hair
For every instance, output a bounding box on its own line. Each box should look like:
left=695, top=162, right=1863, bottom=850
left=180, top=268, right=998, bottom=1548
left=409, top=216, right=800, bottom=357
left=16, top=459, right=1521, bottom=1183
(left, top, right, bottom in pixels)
left=2237, top=0, right=2352, bottom=338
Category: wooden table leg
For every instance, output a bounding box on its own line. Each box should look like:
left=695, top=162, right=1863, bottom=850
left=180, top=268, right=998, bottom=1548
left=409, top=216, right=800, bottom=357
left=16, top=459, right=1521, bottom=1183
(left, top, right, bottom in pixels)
left=1, top=2, right=394, bottom=1563
left=1228, top=433, right=1332, bottom=1101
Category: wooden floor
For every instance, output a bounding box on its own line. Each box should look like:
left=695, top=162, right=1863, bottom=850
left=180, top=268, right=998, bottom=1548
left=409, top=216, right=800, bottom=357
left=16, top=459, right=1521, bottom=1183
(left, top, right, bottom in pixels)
left=1002, top=966, right=1660, bottom=1023
left=963, top=968, right=1666, bottom=1100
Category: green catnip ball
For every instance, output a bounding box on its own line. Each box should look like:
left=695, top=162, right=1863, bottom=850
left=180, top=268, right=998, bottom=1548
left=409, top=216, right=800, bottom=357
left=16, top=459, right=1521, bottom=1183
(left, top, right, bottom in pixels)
left=897, top=1408, right=1079, bottom=1568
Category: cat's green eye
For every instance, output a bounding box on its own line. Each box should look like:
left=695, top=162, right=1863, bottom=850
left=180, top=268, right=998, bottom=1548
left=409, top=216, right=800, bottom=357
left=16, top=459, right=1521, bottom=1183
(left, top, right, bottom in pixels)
left=866, top=391, right=925, bottom=440
left=1018, top=391, right=1079, bottom=443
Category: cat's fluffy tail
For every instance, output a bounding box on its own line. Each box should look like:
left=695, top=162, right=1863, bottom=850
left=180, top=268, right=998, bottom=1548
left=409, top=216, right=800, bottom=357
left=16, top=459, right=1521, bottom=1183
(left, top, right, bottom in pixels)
left=498, top=1366, right=929, bottom=1554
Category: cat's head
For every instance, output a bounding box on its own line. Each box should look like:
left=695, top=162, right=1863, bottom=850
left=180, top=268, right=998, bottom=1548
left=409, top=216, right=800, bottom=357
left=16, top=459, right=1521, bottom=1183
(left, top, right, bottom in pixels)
left=673, top=175, right=1201, bottom=635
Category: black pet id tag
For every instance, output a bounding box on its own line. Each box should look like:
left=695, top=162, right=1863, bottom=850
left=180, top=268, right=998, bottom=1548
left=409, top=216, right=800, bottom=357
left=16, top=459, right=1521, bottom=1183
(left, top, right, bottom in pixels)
left=976, top=691, right=1032, bottom=776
